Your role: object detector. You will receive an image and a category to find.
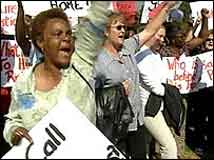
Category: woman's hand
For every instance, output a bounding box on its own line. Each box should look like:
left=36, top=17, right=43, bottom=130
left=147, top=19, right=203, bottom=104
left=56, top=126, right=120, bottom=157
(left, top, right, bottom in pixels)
left=11, top=127, right=33, bottom=145
left=165, top=1, right=177, bottom=10
left=122, top=80, right=130, bottom=96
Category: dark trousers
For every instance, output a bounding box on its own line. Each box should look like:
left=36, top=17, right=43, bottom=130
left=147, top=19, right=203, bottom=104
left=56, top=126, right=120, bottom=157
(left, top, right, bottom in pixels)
left=126, top=125, right=152, bottom=159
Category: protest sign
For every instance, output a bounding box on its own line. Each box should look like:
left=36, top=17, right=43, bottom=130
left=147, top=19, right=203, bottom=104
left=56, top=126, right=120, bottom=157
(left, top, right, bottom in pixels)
left=110, top=1, right=138, bottom=26
left=22, top=1, right=91, bottom=26
left=1, top=1, right=17, bottom=35
left=2, top=97, right=125, bottom=159
left=1, top=40, right=29, bottom=87
left=1, top=1, right=90, bottom=32
left=140, top=1, right=164, bottom=23
left=162, top=51, right=213, bottom=94
left=140, top=1, right=182, bottom=23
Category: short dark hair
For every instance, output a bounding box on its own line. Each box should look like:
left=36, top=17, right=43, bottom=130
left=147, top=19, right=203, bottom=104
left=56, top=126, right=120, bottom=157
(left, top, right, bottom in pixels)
left=31, top=8, right=70, bottom=53
left=165, top=22, right=187, bottom=48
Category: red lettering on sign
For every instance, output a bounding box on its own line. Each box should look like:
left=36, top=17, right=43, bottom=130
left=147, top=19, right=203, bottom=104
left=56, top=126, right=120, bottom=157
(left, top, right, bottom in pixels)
left=19, top=57, right=27, bottom=70
left=113, top=1, right=137, bottom=14
left=167, top=58, right=176, bottom=70
left=207, top=69, right=213, bottom=80
left=174, top=71, right=193, bottom=81
left=5, top=70, right=16, bottom=82
left=1, top=17, right=16, bottom=28
left=1, top=5, right=17, bottom=14
left=180, top=62, right=186, bottom=70
left=205, top=61, right=213, bottom=70
left=112, top=1, right=137, bottom=25
left=1, top=41, right=19, bottom=57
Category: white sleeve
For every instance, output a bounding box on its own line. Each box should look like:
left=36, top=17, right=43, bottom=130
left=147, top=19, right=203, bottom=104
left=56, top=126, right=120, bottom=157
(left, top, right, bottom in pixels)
left=138, top=55, right=165, bottom=96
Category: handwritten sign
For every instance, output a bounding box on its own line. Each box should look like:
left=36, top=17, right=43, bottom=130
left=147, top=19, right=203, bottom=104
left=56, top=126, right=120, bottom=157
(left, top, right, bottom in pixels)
left=140, top=1, right=182, bottom=23
left=109, top=1, right=138, bottom=26
left=1, top=40, right=29, bottom=87
left=2, top=97, right=125, bottom=159
left=140, top=1, right=164, bottom=23
left=1, top=1, right=90, bottom=34
left=1, top=1, right=17, bottom=35
left=162, top=51, right=213, bottom=94
left=22, top=1, right=91, bottom=26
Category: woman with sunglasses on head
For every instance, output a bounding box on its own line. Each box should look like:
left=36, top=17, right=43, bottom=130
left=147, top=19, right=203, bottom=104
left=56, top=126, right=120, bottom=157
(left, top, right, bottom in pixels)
left=92, top=2, right=177, bottom=158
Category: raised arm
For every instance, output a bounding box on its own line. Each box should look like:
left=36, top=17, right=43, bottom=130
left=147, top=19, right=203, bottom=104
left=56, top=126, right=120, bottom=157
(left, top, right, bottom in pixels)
left=15, top=1, right=31, bottom=56
left=138, top=1, right=177, bottom=46
left=71, top=1, right=111, bottom=79
left=185, top=17, right=201, bottom=43
left=186, top=8, right=209, bottom=50
left=192, top=15, right=202, bottom=35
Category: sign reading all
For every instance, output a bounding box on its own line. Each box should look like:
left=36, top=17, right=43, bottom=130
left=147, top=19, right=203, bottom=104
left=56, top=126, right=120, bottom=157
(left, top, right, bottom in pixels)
left=2, top=98, right=125, bottom=159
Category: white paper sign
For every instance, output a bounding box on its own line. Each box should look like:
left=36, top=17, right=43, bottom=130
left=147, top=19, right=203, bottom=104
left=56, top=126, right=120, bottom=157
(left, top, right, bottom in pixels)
left=162, top=51, right=213, bottom=94
left=1, top=40, right=29, bottom=87
left=1, top=1, right=17, bottom=35
left=22, top=1, right=91, bottom=26
left=2, top=97, right=125, bottom=159
left=140, top=1, right=163, bottom=24
left=1, top=1, right=91, bottom=34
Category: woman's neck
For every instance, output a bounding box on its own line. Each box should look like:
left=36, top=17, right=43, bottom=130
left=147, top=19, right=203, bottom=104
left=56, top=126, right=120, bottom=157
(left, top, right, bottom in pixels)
left=103, top=40, right=121, bottom=57
left=45, top=62, right=61, bottom=77
left=34, top=62, right=62, bottom=92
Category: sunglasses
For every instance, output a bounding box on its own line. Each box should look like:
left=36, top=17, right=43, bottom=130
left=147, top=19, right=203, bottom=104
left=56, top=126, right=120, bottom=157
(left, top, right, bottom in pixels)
left=112, top=25, right=127, bottom=31
left=206, top=38, right=213, bottom=42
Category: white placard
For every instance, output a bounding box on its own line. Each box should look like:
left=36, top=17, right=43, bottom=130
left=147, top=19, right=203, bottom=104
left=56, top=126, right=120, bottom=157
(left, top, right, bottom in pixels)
left=1, top=1, right=91, bottom=35
left=22, top=1, right=91, bottom=26
left=1, top=1, right=17, bottom=35
left=1, top=40, right=29, bottom=87
left=140, top=1, right=163, bottom=24
left=2, top=97, right=125, bottom=159
left=162, top=51, right=213, bottom=94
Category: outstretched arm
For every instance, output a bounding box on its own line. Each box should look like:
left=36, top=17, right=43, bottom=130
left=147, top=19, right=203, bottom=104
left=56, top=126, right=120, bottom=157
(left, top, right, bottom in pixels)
left=15, top=1, right=31, bottom=56
left=138, top=1, right=177, bottom=46
left=185, top=17, right=201, bottom=43
left=71, top=1, right=112, bottom=79
left=186, top=8, right=209, bottom=51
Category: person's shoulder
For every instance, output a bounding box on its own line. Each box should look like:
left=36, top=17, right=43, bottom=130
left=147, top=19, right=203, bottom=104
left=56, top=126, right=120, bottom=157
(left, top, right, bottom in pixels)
left=96, top=49, right=109, bottom=61
left=124, top=35, right=139, bottom=45
left=15, top=66, right=34, bottom=85
left=136, top=47, right=153, bottom=63
left=11, top=66, right=34, bottom=95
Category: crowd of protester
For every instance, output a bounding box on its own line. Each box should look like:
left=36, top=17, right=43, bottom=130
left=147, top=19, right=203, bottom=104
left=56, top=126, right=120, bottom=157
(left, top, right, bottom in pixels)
left=1, top=1, right=212, bottom=159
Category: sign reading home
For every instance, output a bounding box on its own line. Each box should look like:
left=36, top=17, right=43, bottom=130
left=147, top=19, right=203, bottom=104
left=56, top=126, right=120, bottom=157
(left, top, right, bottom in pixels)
left=2, top=98, right=125, bottom=159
